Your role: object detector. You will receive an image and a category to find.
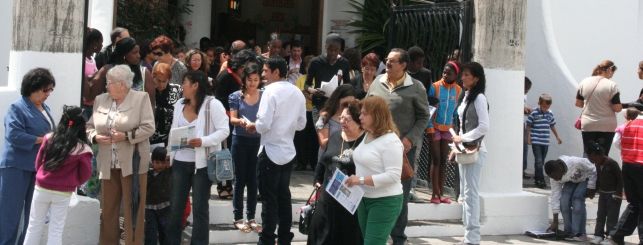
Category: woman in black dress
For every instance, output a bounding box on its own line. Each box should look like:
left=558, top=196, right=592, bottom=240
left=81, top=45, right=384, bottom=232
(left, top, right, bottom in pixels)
left=308, top=100, right=364, bottom=245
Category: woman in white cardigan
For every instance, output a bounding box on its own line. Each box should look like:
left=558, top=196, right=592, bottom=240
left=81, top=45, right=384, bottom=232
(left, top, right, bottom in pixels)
left=345, top=96, right=404, bottom=245
left=166, top=71, right=229, bottom=244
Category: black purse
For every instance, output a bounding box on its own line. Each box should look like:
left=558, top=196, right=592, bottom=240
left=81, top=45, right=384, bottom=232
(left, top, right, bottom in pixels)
left=298, top=187, right=319, bottom=234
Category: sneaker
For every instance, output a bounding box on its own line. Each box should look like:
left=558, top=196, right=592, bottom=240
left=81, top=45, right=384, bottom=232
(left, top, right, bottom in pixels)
left=430, top=197, right=441, bottom=204
left=590, top=236, right=604, bottom=244
left=599, top=239, right=615, bottom=245
left=605, top=236, right=625, bottom=245
left=440, top=197, right=452, bottom=204
left=568, top=234, right=588, bottom=242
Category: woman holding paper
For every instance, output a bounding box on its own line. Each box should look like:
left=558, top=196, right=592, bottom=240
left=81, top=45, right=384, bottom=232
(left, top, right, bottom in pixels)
left=308, top=99, right=365, bottom=245
left=345, top=96, right=404, bottom=245
left=166, top=70, right=229, bottom=244
left=228, top=63, right=264, bottom=233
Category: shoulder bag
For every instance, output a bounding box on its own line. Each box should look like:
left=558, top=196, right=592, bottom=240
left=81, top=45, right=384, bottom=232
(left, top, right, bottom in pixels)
left=451, top=101, right=483, bottom=165
left=575, top=78, right=602, bottom=130
left=204, top=97, right=235, bottom=182
left=298, top=187, right=319, bottom=235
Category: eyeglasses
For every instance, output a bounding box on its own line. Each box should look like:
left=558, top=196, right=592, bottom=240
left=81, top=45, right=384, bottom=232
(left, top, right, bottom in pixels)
left=385, top=58, right=400, bottom=64
left=42, top=87, right=54, bottom=93
left=152, top=51, right=165, bottom=56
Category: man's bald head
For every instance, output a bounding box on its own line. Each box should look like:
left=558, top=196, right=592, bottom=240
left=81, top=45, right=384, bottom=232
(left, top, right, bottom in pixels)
left=231, top=40, right=246, bottom=55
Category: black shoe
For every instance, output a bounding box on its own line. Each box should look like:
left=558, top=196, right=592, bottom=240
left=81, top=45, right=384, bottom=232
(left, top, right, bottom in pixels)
left=535, top=180, right=547, bottom=189
left=523, top=172, right=531, bottom=179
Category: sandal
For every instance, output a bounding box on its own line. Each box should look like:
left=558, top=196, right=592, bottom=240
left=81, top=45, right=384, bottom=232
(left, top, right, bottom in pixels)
left=234, top=219, right=251, bottom=233
left=247, top=219, right=263, bottom=233
left=218, top=190, right=232, bottom=199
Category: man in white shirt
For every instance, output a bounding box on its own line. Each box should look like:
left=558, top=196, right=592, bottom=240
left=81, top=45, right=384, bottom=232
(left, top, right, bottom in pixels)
left=246, top=57, right=306, bottom=245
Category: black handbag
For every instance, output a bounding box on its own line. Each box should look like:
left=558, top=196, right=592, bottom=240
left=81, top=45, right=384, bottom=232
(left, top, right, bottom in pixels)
left=298, top=187, right=319, bottom=234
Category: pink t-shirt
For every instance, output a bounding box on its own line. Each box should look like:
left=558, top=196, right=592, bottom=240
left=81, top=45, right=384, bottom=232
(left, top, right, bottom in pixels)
left=85, top=57, right=97, bottom=78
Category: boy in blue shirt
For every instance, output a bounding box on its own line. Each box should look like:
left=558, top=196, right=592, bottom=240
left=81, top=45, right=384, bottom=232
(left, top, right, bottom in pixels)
left=527, top=93, right=562, bottom=188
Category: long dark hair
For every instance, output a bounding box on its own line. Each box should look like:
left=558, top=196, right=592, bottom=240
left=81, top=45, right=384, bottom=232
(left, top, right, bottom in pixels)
left=42, top=106, right=89, bottom=171
left=112, top=37, right=143, bottom=89
left=322, top=84, right=356, bottom=122
left=461, top=62, right=486, bottom=105
left=182, top=70, right=210, bottom=114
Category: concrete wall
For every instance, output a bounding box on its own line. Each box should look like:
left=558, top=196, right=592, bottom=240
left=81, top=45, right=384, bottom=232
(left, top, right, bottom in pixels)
left=525, top=0, right=643, bottom=167
left=0, top=0, right=10, bottom=87
left=181, top=0, right=211, bottom=49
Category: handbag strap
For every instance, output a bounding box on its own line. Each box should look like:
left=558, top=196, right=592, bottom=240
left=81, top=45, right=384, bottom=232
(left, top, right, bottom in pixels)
left=204, top=97, right=214, bottom=156
left=580, top=78, right=603, bottom=115
left=306, top=188, right=317, bottom=205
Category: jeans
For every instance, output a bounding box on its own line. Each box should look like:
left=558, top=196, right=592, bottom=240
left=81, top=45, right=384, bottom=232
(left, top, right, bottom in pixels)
left=232, top=135, right=260, bottom=221
left=257, top=150, right=294, bottom=245
left=594, top=192, right=622, bottom=238
left=390, top=147, right=416, bottom=245
left=610, top=163, right=643, bottom=243
left=0, top=167, right=35, bottom=245
left=523, top=128, right=528, bottom=171
left=167, top=160, right=212, bottom=245
left=145, top=207, right=170, bottom=245
left=358, top=195, right=403, bottom=245
left=560, top=180, right=588, bottom=236
left=531, top=144, right=548, bottom=182
left=459, top=151, right=485, bottom=244
left=23, top=187, right=71, bottom=245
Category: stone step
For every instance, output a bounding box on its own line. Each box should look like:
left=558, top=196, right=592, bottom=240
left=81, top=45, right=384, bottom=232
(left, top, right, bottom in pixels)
left=206, top=200, right=464, bottom=225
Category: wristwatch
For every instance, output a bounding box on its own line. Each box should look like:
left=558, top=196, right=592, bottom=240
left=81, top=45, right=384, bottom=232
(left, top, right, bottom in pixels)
left=358, top=176, right=365, bottom=185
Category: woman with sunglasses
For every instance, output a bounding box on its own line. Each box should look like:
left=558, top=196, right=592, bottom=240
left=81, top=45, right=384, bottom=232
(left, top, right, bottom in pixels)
left=150, top=35, right=187, bottom=85
left=575, top=60, right=622, bottom=155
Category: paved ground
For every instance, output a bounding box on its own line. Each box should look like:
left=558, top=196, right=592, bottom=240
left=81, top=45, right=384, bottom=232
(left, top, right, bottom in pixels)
left=232, top=235, right=641, bottom=244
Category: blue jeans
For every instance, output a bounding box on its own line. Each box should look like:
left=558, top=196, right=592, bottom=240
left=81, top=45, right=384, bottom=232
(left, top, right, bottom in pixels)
left=0, top=167, right=35, bottom=245
left=390, top=147, right=416, bottom=245
left=231, top=135, right=260, bottom=221
left=257, top=150, right=294, bottom=245
left=560, top=181, right=588, bottom=236
left=459, top=151, right=486, bottom=244
left=531, top=144, right=548, bottom=182
left=166, top=160, right=212, bottom=245
left=145, top=207, right=170, bottom=245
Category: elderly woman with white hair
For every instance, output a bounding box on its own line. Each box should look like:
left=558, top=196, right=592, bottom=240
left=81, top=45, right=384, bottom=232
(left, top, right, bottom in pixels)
left=87, top=64, right=155, bottom=244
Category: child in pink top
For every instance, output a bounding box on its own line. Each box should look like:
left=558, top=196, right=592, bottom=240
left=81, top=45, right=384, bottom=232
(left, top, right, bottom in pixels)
left=613, top=108, right=640, bottom=149
left=23, top=106, right=92, bottom=245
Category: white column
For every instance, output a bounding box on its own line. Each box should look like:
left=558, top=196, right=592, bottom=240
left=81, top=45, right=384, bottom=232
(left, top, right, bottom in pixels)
left=472, top=0, right=549, bottom=235
left=88, top=0, right=115, bottom=47
left=181, top=0, right=211, bottom=49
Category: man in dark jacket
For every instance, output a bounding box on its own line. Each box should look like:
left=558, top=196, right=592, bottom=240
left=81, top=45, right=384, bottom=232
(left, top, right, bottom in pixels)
left=95, top=27, right=129, bottom=70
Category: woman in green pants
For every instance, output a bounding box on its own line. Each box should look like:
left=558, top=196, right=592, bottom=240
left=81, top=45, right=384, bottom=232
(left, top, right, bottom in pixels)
left=346, top=96, right=404, bottom=245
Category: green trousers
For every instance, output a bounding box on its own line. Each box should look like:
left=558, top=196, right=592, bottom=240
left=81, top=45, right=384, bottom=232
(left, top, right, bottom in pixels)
left=357, top=194, right=403, bottom=245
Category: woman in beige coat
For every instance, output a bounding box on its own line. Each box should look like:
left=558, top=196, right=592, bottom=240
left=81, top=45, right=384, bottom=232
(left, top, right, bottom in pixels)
left=87, top=64, right=155, bottom=245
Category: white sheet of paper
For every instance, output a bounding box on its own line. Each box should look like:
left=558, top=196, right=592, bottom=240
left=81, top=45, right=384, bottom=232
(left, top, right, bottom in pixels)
left=428, top=105, right=437, bottom=119
left=168, top=125, right=196, bottom=151
left=325, top=168, right=364, bottom=214
left=320, top=75, right=339, bottom=98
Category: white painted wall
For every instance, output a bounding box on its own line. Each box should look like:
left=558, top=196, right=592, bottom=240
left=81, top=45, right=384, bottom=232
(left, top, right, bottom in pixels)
left=88, top=0, right=115, bottom=48
left=0, top=0, right=11, bottom=87
left=181, top=0, right=211, bottom=49
left=525, top=0, right=643, bottom=167
left=322, top=0, right=361, bottom=49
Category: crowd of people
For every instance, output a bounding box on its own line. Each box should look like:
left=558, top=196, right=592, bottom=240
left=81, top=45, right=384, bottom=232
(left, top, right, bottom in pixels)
left=0, top=24, right=641, bottom=245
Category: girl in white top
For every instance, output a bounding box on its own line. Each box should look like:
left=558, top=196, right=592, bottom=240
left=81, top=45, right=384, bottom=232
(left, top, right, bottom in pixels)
left=345, top=96, right=403, bottom=245
left=166, top=71, right=229, bottom=244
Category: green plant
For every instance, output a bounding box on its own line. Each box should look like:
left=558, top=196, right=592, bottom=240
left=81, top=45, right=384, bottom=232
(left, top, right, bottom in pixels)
left=116, top=0, right=193, bottom=44
left=346, top=0, right=416, bottom=56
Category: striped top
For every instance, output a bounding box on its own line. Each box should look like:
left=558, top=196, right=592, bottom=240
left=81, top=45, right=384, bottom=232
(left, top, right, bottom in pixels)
left=621, top=119, right=643, bottom=164
left=526, top=108, right=556, bottom=145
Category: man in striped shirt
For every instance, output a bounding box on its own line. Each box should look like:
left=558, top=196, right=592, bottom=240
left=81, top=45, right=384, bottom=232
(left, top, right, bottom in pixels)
left=526, top=94, right=562, bottom=188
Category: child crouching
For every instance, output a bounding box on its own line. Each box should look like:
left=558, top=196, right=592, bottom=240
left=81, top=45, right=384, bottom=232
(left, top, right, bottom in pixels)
left=545, top=155, right=597, bottom=242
